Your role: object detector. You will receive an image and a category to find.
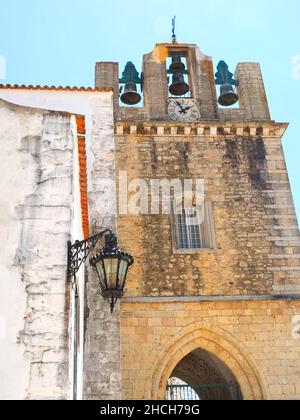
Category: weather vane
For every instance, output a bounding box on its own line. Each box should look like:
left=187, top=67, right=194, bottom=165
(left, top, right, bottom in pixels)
left=172, top=16, right=176, bottom=43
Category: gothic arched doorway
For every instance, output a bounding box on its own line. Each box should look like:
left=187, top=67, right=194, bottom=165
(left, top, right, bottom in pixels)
left=147, top=325, right=266, bottom=400
left=166, top=348, right=242, bottom=400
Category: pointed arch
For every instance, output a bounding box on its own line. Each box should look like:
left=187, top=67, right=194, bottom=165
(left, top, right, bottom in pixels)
left=146, top=323, right=268, bottom=400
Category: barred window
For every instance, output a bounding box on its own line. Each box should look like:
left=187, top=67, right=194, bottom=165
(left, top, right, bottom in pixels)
left=172, top=201, right=215, bottom=251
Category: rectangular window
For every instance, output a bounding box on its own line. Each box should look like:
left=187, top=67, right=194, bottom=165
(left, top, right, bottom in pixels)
left=172, top=201, right=215, bottom=251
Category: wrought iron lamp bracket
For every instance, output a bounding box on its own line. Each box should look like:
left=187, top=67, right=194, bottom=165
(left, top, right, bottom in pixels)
left=67, top=229, right=112, bottom=282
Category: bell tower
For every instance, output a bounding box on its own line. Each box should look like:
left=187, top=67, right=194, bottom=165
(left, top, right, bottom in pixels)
left=95, top=40, right=271, bottom=123
left=91, top=37, right=300, bottom=401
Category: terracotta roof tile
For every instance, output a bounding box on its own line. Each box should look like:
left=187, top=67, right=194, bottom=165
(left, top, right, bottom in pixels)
left=0, top=84, right=112, bottom=92
left=76, top=115, right=90, bottom=240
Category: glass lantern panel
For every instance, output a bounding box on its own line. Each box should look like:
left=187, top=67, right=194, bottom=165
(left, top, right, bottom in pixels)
left=118, top=259, right=129, bottom=289
left=104, top=258, right=119, bottom=289
left=96, top=261, right=106, bottom=290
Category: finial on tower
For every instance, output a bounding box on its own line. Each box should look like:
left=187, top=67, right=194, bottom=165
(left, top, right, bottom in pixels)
left=172, top=16, right=176, bottom=43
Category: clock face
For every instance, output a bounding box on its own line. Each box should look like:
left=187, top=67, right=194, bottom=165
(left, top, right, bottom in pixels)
left=168, top=99, right=200, bottom=122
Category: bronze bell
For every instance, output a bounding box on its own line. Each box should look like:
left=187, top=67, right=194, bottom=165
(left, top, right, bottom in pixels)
left=169, top=73, right=190, bottom=96
left=169, top=55, right=186, bottom=71
left=120, top=81, right=142, bottom=106
left=168, top=55, right=190, bottom=96
left=218, top=83, right=239, bottom=107
left=215, top=60, right=239, bottom=107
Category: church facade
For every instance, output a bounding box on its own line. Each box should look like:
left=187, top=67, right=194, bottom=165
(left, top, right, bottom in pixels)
left=0, top=39, right=300, bottom=400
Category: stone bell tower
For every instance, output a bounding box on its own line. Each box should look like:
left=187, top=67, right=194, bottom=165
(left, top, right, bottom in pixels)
left=95, top=42, right=270, bottom=123
left=90, top=38, right=300, bottom=400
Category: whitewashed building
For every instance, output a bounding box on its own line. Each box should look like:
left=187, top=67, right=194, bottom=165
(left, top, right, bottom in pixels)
left=0, top=85, right=118, bottom=400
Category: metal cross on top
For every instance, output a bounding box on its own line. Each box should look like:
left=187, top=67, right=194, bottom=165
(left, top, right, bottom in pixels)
left=172, top=16, right=176, bottom=43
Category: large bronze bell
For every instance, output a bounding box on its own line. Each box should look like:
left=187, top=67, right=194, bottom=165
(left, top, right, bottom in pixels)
left=169, top=55, right=186, bottom=71
left=120, top=81, right=142, bottom=106
left=168, top=54, right=190, bottom=96
left=169, top=73, right=190, bottom=96
left=218, top=83, right=239, bottom=107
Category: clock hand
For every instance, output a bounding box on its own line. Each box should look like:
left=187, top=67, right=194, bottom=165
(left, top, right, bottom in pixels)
left=176, top=101, right=187, bottom=114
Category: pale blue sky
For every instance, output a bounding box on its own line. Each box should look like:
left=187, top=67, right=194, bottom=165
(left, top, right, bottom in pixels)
left=0, top=0, right=299, bottom=221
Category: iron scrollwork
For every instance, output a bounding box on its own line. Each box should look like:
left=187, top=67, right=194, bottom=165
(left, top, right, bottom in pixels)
left=67, top=229, right=112, bottom=282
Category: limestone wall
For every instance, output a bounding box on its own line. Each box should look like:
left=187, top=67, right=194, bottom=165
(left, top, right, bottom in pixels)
left=120, top=299, right=300, bottom=400
left=115, top=123, right=300, bottom=298
left=0, top=99, right=74, bottom=399
left=116, top=121, right=300, bottom=401
left=0, top=89, right=118, bottom=400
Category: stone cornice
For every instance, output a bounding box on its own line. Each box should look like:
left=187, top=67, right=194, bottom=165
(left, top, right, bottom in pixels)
left=123, top=294, right=300, bottom=303
left=115, top=121, right=288, bottom=138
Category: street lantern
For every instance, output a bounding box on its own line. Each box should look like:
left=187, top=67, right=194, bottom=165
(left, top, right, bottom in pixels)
left=67, top=229, right=133, bottom=399
left=67, top=229, right=134, bottom=312
left=90, top=232, right=134, bottom=312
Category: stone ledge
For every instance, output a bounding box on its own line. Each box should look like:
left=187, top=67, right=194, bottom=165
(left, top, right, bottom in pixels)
left=115, top=121, right=288, bottom=138
left=269, top=255, right=300, bottom=259
left=268, top=267, right=300, bottom=271
left=123, top=294, right=300, bottom=303
left=263, top=215, right=297, bottom=220
left=269, top=237, right=300, bottom=242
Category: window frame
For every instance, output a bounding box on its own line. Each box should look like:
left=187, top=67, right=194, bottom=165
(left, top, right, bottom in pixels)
left=170, top=200, right=217, bottom=254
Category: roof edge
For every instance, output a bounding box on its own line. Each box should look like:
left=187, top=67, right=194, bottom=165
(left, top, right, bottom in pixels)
left=0, top=84, right=113, bottom=92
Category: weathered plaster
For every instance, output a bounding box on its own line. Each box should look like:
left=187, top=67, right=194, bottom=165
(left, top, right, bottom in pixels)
left=83, top=92, right=121, bottom=401
left=0, top=99, right=74, bottom=399
left=0, top=89, right=119, bottom=400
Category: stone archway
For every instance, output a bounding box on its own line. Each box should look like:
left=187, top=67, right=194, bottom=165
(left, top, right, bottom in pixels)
left=167, top=348, right=242, bottom=400
left=147, top=323, right=267, bottom=400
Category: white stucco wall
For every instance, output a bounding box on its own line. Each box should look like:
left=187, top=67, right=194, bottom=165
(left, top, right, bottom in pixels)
left=0, top=99, right=75, bottom=399
left=0, top=101, right=43, bottom=399
left=0, top=89, right=117, bottom=400
left=0, top=89, right=116, bottom=220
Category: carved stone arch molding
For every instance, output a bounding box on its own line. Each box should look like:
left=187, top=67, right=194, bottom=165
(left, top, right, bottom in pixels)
left=145, top=322, right=269, bottom=400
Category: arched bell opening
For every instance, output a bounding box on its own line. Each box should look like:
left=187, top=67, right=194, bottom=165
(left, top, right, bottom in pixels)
left=167, top=53, right=191, bottom=99
left=165, top=348, right=243, bottom=401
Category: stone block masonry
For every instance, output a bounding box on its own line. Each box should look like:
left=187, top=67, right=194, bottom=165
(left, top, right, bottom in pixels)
left=115, top=122, right=299, bottom=299
left=120, top=299, right=300, bottom=400
left=116, top=120, right=300, bottom=400
left=96, top=41, right=299, bottom=401
left=83, top=89, right=121, bottom=400
left=0, top=89, right=118, bottom=400
left=0, top=100, right=74, bottom=399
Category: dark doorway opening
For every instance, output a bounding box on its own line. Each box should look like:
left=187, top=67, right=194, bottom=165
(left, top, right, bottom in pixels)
left=165, top=348, right=242, bottom=401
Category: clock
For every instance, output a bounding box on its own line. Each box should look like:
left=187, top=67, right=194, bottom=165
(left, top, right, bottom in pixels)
left=168, top=99, right=200, bottom=122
